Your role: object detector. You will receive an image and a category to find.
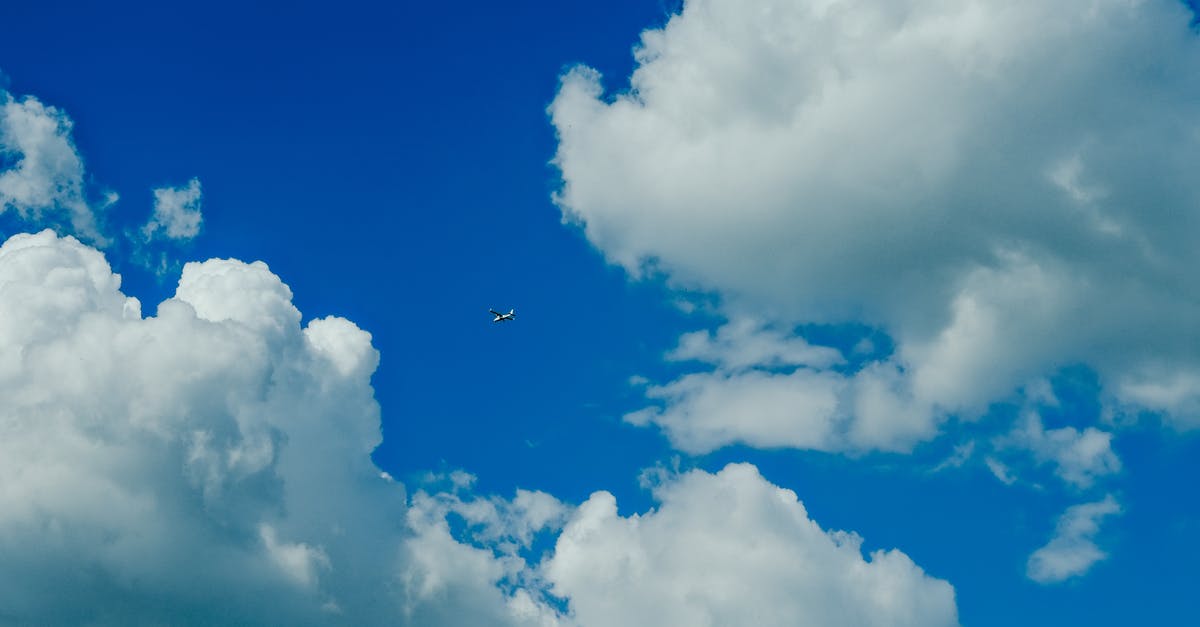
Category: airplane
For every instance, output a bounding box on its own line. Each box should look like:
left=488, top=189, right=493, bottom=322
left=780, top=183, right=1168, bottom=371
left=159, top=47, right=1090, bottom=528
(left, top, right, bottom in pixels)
left=489, top=308, right=516, bottom=323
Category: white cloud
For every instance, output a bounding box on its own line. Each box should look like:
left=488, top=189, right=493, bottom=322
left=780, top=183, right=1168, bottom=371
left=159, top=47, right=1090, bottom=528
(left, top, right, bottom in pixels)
left=627, top=368, right=846, bottom=453
left=628, top=325, right=937, bottom=454
left=409, top=474, right=570, bottom=559
left=400, top=478, right=571, bottom=627
left=260, top=523, right=331, bottom=590
left=543, top=463, right=959, bottom=627
left=0, top=227, right=961, bottom=626
left=401, top=495, right=565, bottom=627
left=984, top=457, right=1017, bottom=486
left=0, top=87, right=111, bottom=243
left=551, top=0, right=1200, bottom=450
left=0, top=230, right=559, bottom=625
left=144, top=178, right=203, bottom=241
left=1027, top=495, right=1121, bottom=584
left=1115, top=367, right=1200, bottom=428
left=999, top=412, right=1121, bottom=489
left=404, top=464, right=959, bottom=626
left=669, top=318, right=843, bottom=370
left=931, top=441, right=975, bottom=473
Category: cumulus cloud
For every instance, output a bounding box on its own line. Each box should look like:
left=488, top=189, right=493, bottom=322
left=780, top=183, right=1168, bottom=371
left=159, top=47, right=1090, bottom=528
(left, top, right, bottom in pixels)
left=543, top=463, right=959, bottom=627
left=1115, top=367, right=1200, bottom=428
left=628, top=323, right=936, bottom=453
left=998, top=412, right=1121, bottom=489
left=0, top=230, right=964, bottom=624
left=669, top=318, right=843, bottom=370
left=0, top=230, right=559, bottom=625
left=0, top=87, right=112, bottom=242
left=551, top=0, right=1200, bottom=451
left=401, top=501, right=564, bottom=627
left=401, top=478, right=569, bottom=627
left=627, top=367, right=848, bottom=452
left=144, top=177, right=203, bottom=241
left=1027, top=495, right=1121, bottom=584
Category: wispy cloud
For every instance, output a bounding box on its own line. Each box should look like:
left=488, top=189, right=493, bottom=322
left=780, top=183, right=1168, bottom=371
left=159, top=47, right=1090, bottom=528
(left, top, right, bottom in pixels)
left=1027, top=495, right=1122, bottom=584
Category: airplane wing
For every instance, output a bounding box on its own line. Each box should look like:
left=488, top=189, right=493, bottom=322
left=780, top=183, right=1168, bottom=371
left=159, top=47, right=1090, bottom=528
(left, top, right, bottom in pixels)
left=489, top=309, right=503, bottom=316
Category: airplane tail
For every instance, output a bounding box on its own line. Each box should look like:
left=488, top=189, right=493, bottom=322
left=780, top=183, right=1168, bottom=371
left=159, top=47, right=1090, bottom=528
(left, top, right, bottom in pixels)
left=509, top=309, right=515, bottom=315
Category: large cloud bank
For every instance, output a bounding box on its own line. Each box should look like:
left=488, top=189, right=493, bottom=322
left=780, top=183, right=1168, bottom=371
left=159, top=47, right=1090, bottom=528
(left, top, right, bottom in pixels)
left=0, top=230, right=957, bottom=624
left=550, top=0, right=1200, bottom=452
left=0, top=230, right=554, bottom=625
left=544, top=463, right=958, bottom=627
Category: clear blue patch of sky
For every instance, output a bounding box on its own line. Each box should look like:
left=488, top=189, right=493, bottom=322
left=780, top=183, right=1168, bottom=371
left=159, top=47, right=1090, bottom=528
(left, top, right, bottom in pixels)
left=1185, top=0, right=1200, bottom=26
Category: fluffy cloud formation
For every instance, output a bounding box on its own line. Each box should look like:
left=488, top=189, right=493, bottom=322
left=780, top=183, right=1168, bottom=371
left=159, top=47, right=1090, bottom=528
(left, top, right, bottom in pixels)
left=0, top=230, right=557, bottom=625
left=627, top=367, right=849, bottom=452
left=4, top=230, right=951, bottom=625
left=629, top=321, right=938, bottom=453
left=0, top=87, right=112, bottom=242
left=144, top=177, right=203, bottom=241
left=998, top=412, right=1121, bottom=489
left=543, top=463, right=959, bottom=627
left=1026, top=495, right=1121, bottom=584
left=0, top=56, right=972, bottom=618
left=551, top=0, right=1200, bottom=451
left=402, top=478, right=568, bottom=627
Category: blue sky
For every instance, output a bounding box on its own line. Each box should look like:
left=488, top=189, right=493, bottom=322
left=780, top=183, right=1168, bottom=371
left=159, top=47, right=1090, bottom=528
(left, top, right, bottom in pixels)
left=2, top=1, right=1199, bottom=625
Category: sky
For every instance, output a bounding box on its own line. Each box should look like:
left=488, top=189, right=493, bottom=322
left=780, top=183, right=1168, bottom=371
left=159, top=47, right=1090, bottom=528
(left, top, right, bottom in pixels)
left=1, top=0, right=1199, bottom=625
